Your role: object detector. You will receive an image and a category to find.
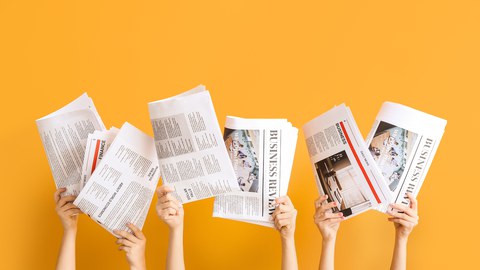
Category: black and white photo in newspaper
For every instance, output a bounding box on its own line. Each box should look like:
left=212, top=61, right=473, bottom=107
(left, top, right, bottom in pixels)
left=365, top=102, right=446, bottom=212
left=213, top=117, right=298, bottom=227
left=303, top=104, right=392, bottom=218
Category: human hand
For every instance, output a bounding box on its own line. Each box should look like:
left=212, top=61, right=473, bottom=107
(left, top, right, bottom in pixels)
left=156, top=186, right=184, bottom=231
left=272, top=196, right=297, bottom=241
left=114, top=223, right=147, bottom=270
left=313, top=195, right=344, bottom=242
left=54, top=188, right=81, bottom=232
left=387, top=193, right=419, bottom=240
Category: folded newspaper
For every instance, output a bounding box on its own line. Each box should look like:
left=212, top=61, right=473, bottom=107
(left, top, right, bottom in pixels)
left=36, top=93, right=106, bottom=196
left=303, top=104, right=392, bottom=218
left=80, top=127, right=119, bottom=188
left=365, top=102, right=446, bottom=212
left=74, top=122, right=161, bottom=237
left=213, top=117, right=298, bottom=227
left=148, top=85, right=240, bottom=203
left=304, top=103, right=446, bottom=218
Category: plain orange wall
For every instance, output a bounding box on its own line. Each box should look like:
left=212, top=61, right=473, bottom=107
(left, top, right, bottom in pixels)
left=1, top=1, right=479, bottom=269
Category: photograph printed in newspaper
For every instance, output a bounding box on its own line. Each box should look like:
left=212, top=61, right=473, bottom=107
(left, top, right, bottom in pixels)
left=303, top=104, right=392, bottom=218
left=213, top=117, right=298, bottom=227
left=365, top=102, right=447, bottom=212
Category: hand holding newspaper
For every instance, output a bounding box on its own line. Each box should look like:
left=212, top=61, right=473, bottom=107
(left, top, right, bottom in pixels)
left=213, top=117, right=298, bottom=227
left=148, top=85, right=240, bottom=203
left=36, top=93, right=106, bottom=195
left=365, top=102, right=447, bottom=212
left=303, top=104, right=392, bottom=218
left=74, top=122, right=161, bottom=236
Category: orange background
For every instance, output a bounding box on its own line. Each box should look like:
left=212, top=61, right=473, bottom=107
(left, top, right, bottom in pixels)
left=1, top=1, right=479, bottom=269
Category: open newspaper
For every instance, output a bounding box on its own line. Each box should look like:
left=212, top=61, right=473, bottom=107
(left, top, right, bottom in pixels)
left=80, top=127, right=119, bottom=187
left=36, top=93, right=106, bottom=195
left=148, top=85, right=240, bottom=203
left=365, top=102, right=447, bottom=212
left=303, top=104, right=392, bottom=218
left=213, top=117, right=298, bottom=227
left=74, top=122, right=160, bottom=236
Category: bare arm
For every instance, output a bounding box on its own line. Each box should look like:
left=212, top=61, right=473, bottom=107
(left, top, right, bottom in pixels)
left=314, top=195, right=344, bottom=270
left=54, top=188, right=82, bottom=270
left=272, top=196, right=298, bottom=270
left=388, top=193, right=419, bottom=270
left=156, top=186, right=185, bottom=270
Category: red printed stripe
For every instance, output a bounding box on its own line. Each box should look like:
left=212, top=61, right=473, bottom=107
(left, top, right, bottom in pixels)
left=91, top=140, right=101, bottom=174
left=339, top=121, right=381, bottom=203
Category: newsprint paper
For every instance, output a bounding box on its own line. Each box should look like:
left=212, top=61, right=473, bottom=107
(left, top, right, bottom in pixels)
left=303, top=104, right=392, bottom=219
left=74, top=122, right=161, bottom=237
left=213, top=117, right=298, bottom=227
left=148, top=85, right=240, bottom=203
left=365, top=102, right=446, bottom=212
left=36, top=93, right=106, bottom=196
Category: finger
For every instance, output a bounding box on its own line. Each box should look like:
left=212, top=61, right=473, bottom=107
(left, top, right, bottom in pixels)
left=406, top=193, right=418, bottom=211
left=387, top=210, right=417, bottom=224
left=54, top=188, right=67, bottom=203
left=389, top=203, right=415, bottom=217
left=113, top=229, right=138, bottom=243
left=272, top=204, right=293, bottom=219
left=158, top=192, right=174, bottom=204
left=127, top=223, right=145, bottom=240
left=325, top=217, right=345, bottom=225
left=160, top=208, right=177, bottom=217
left=275, top=196, right=292, bottom=206
left=275, top=218, right=290, bottom=229
left=59, top=203, right=80, bottom=212
left=57, top=195, right=77, bottom=208
left=389, top=218, right=415, bottom=227
left=314, top=195, right=328, bottom=208
left=118, top=246, right=131, bottom=253
left=159, top=201, right=180, bottom=211
left=319, top=201, right=338, bottom=212
left=274, top=212, right=293, bottom=221
left=64, top=208, right=82, bottom=217
left=156, top=185, right=174, bottom=197
left=323, top=211, right=344, bottom=220
left=116, top=238, right=134, bottom=247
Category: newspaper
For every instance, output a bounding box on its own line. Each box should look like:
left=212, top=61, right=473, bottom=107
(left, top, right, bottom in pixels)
left=36, top=93, right=106, bottom=195
left=365, top=102, right=447, bottom=212
left=74, top=122, right=160, bottom=237
left=80, top=127, right=119, bottom=188
left=213, top=117, right=298, bottom=227
left=148, top=85, right=240, bottom=203
left=303, top=104, right=392, bottom=219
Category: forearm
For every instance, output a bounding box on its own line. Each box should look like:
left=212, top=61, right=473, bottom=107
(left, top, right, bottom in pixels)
left=166, top=226, right=185, bottom=270
left=319, top=238, right=335, bottom=270
left=56, top=229, right=77, bottom=270
left=390, top=235, right=408, bottom=270
left=281, top=237, right=298, bottom=270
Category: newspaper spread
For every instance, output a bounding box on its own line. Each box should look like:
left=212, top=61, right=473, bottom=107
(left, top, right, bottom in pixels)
left=213, top=117, right=298, bottom=227
left=148, top=85, right=240, bottom=203
left=303, top=104, right=392, bottom=219
left=365, top=102, right=447, bottom=212
left=74, top=122, right=161, bottom=237
left=36, top=93, right=106, bottom=195
left=80, top=127, right=119, bottom=188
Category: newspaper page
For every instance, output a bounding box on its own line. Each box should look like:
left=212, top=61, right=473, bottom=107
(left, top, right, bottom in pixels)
left=80, top=127, right=119, bottom=188
left=365, top=102, right=447, bottom=212
left=148, top=85, right=240, bottom=203
left=213, top=117, right=298, bottom=227
left=74, top=122, right=161, bottom=236
left=36, top=93, right=106, bottom=195
left=303, top=104, right=392, bottom=218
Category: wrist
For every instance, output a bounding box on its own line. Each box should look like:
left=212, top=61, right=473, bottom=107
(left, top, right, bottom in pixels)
left=130, top=262, right=147, bottom=270
left=63, top=227, right=77, bottom=236
left=322, top=235, right=336, bottom=245
left=395, top=233, right=409, bottom=244
left=169, top=225, right=184, bottom=236
left=281, top=234, right=295, bottom=245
